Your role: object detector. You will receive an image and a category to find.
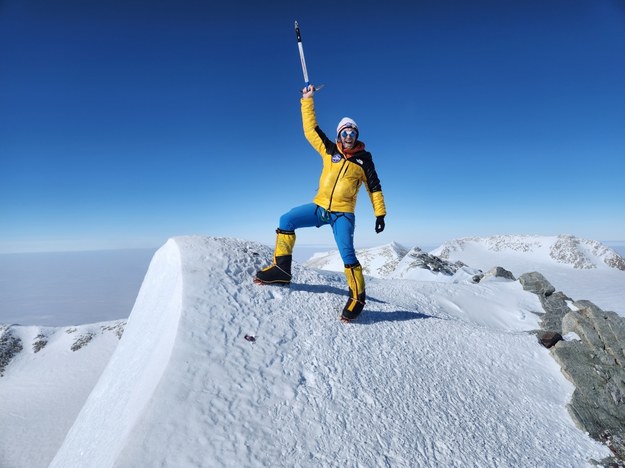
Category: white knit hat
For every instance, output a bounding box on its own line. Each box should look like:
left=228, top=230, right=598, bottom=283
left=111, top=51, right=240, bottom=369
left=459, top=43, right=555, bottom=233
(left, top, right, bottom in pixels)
left=336, top=117, right=359, bottom=137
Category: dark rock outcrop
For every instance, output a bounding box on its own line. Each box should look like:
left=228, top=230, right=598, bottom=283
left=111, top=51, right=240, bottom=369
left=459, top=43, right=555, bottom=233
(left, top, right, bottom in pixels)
left=71, top=332, right=95, bottom=352
left=0, top=326, right=23, bottom=377
left=536, top=331, right=563, bottom=348
left=518, top=273, right=573, bottom=332
left=401, top=247, right=465, bottom=276
left=486, top=266, right=516, bottom=281
left=32, top=334, right=48, bottom=353
left=518, top=271, right=555, bottom=297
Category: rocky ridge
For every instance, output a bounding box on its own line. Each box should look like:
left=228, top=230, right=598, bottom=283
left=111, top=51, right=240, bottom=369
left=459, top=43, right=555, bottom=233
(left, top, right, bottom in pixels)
left=519, top=272, right=625, bottom=465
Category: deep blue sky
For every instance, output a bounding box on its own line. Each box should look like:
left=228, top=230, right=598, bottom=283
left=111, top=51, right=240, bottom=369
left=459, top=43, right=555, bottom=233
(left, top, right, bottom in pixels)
left=1, top=0, right=624, bottom=253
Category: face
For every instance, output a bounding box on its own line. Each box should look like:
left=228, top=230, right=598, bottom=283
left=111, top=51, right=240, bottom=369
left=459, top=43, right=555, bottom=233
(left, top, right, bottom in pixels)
left=339, top=127, right=358, bottom=149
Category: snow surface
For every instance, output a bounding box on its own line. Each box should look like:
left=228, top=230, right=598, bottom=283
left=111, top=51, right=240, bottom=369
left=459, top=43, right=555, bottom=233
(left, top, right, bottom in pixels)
left=38, top=236, right=609, bottom=467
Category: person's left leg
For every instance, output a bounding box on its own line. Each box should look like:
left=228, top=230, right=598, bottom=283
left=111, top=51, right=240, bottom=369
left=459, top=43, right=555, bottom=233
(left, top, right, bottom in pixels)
left=343, top=263, right=366, bottom=321
left=331, top=213, right=366, bottom=321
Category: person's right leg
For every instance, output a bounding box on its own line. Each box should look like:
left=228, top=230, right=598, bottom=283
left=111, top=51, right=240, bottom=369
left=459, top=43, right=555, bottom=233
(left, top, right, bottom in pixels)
left=255, top=204, right=325, bottom=284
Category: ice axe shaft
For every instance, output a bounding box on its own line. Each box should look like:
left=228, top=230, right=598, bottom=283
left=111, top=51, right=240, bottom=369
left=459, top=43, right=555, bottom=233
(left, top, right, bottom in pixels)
left=294, top=21, right=309, bottom=87
left=295, top=21, right=325, bottom=92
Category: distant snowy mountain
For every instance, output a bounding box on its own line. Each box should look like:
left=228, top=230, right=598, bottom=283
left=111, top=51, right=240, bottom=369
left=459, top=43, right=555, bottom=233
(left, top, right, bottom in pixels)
left=305, top=235, right=624, bottom=315
left=433, top=234, right=625, bottom=271
left=304, top=242, right=479, bottom=282
left=429, top=235, right=625, bottom=316
left=305, top=241, right=408, bottom=277
left=2, top=236, right=619, bottom=466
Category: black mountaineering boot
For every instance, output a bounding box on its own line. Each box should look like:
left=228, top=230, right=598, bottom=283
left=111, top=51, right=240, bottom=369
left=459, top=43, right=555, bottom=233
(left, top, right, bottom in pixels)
left=255, top=255, right=292, bottom=284
left=255, top=229, right=295, bottom=285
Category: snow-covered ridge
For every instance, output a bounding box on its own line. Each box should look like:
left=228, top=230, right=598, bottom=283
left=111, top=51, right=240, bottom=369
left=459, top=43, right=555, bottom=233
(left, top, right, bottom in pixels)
left=0, top=322, right=124, bottom=376
left=47, top=236, right=611, bottom=466
left=0, top=321, right=125, bottom=467
left=434, top=234, right=625, bottom=270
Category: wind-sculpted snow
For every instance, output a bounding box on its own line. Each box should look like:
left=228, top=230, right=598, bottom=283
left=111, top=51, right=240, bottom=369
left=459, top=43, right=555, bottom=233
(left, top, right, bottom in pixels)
left=49, top=236, right=609, bottom=467
left=50, top=238, right=183, bottom=467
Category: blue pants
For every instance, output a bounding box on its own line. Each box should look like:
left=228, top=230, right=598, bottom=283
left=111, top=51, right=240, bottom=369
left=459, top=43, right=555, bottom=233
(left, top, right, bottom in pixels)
left=279, top=203, right=358, bottom=266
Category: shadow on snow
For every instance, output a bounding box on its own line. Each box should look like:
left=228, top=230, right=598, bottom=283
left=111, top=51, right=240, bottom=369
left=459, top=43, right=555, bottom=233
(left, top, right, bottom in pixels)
left=288, top=282, right=433, bottom=324
left=289, top=282, right=384, bottom=304
left=356, top=310, right=434, bottom=325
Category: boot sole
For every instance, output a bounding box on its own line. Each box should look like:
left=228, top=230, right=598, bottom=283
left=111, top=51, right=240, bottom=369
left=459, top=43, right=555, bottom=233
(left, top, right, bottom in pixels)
left=340, top=313, right=361, bottom=323
left=253, top=278, right=291, bottom=286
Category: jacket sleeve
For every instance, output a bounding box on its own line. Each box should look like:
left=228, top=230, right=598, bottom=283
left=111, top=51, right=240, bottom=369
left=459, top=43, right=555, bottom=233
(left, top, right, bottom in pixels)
left=369, top=190, right=387, bottom=218
left=362, top=158, right=387, bottom=217
left=301, top=97, right=335, bottom=156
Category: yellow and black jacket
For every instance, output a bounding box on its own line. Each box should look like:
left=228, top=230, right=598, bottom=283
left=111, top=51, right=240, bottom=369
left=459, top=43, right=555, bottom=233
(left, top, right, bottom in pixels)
left=301, top=97, right=387, bottom=217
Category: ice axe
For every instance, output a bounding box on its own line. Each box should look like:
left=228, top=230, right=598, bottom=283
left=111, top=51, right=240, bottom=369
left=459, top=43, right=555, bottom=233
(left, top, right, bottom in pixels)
left=295, top=21, right=324, bottom=93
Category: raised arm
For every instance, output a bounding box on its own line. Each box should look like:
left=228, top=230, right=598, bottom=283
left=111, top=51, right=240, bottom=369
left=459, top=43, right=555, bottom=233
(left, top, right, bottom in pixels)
left=301, top=85, right=334, bottom=156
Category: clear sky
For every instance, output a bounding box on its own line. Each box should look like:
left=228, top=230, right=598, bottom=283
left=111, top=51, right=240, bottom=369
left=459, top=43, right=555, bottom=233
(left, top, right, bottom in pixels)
left=1, top=0, right=624, bottom=253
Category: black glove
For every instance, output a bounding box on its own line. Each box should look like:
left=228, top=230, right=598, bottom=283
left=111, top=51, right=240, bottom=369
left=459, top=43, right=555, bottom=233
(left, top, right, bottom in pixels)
left=375, top=215, right=385, bottom=233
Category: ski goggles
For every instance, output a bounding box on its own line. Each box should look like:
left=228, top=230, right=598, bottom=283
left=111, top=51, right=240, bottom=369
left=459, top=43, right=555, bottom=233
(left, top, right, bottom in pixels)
left=340, top=129, right=357, bottom=138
